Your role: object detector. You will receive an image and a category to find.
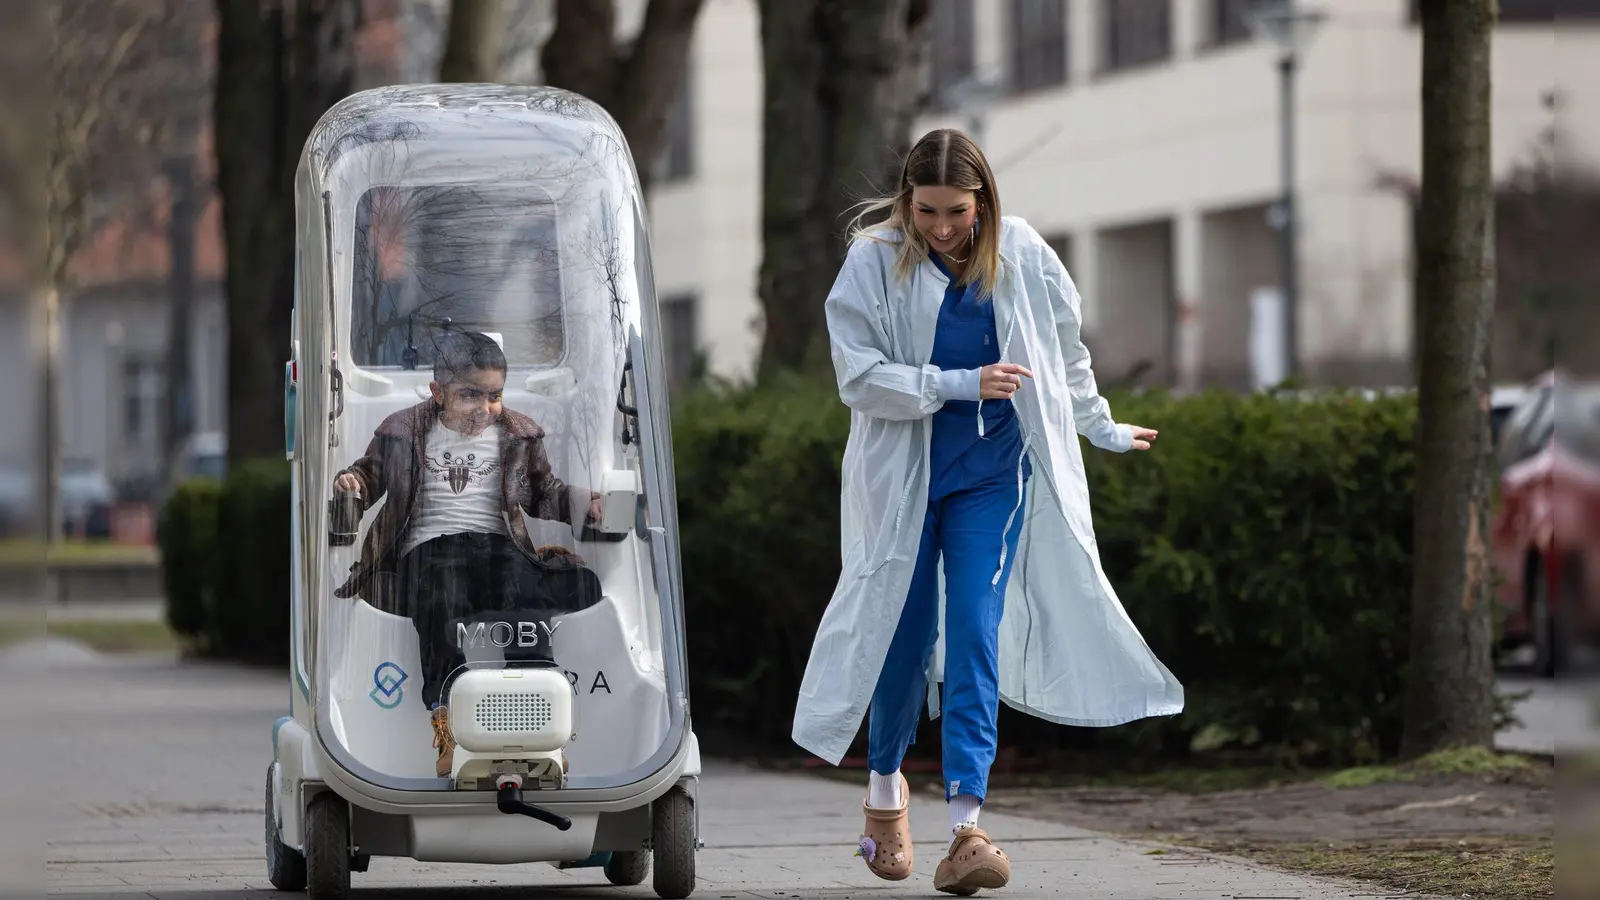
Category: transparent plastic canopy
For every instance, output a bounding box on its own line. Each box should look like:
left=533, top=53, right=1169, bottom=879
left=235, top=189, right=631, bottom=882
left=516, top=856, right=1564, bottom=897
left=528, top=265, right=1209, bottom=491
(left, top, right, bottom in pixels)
left=288, top=86, right=687, bottom=792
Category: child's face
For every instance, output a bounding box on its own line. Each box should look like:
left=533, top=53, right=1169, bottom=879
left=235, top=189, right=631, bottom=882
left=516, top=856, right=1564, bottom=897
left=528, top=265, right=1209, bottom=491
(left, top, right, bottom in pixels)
left=430, top=366, right=506, bottom=435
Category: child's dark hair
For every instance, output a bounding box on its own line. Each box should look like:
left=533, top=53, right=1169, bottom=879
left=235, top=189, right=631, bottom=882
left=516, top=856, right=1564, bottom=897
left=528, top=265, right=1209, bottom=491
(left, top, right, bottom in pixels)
left=433, top=330, right=507, bottom=384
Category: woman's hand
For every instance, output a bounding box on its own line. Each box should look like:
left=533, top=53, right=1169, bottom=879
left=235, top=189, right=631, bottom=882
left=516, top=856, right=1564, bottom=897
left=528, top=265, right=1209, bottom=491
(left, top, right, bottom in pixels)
left=979, top=363, right=1033, bottom=400
left=334, top=472, right=362, bottom=495
left=1127, top=426, right=1159, bottom=451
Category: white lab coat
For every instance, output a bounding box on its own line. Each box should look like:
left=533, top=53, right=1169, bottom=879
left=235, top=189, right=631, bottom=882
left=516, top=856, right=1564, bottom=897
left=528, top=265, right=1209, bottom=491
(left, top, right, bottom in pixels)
left=791, top=216, right=1185, bottom=765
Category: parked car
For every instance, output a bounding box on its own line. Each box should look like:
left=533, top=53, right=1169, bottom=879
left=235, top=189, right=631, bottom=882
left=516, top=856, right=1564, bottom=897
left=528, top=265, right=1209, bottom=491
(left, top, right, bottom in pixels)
left=0, top=464, right=32, bottom=538
left=1492, top=371, right=1600, bottom=675
left=0, top=458, right=118, bottom=540
left=1491, top=383, right=1531, bottom=449
left=175, top=431, right=227, bottom=482
left=59, top=457, right=114, bottom=539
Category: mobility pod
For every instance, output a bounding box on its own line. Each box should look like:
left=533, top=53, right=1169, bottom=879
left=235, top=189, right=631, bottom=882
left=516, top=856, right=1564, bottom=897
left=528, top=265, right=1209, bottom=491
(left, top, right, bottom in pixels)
left=267, top=84, right=702, bottom=899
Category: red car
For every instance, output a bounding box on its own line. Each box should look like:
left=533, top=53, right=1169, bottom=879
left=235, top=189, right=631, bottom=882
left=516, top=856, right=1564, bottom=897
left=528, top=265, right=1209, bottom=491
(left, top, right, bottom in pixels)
left=1492, top=372, right=1600, bottom=675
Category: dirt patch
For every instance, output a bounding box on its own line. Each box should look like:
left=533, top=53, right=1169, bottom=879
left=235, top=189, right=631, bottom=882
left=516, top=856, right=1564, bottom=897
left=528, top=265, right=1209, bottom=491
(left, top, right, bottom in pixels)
left=974, top=753, right=1555, bottom=900
left=1172, top=836, right=1553, bottom=900
left=982, top=764, right=1551, bottom=844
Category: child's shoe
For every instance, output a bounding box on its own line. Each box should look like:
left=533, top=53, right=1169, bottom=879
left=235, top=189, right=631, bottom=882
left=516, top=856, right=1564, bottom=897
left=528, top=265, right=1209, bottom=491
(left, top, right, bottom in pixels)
left=431, top=706, right=455, bottom=778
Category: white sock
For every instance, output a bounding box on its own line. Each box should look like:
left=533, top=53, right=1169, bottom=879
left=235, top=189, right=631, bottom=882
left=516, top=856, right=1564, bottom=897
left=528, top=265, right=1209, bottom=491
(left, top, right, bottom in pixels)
left=867, top=770, right=902, bottom=809
left=948, top=794, right=981, bottom=834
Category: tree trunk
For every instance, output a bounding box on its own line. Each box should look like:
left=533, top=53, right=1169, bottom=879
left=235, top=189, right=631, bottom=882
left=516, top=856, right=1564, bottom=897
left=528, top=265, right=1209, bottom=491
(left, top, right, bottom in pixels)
left=213, top=0, right=357, bottom=467
left=164, top=154, right=198, bottom=485
left=753, top=0, right=931, bottom=382
left=438, top=0, right=504, bottom=83
left=1399, top=0, right=1498, bottom=760
left=539, top=0, right=705, bottom=197
left=214, top=0, right=291, bottom=468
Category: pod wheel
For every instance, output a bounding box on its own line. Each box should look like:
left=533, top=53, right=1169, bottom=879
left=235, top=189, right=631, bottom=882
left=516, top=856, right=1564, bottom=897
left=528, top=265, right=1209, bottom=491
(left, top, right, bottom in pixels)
left=305, top=792, right=351, bottom=900
left=605, top=849, right=651, bottom=886
left=651, top=786, right=696, bottom=899
left=265, top=765, right=307, bottom=891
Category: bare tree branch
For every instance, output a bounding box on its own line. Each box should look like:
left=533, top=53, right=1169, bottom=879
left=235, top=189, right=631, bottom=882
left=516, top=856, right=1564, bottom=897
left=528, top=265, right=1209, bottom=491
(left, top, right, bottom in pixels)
left=0, top=0, right=207, bottom=540
left=535, top=0, right=703, bottom=195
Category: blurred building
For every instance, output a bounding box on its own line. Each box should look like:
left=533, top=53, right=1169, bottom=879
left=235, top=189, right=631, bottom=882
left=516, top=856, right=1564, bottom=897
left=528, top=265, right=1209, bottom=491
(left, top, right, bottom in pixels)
left=11, top=0, right=1595, bottom=507
left=0, top=0, right=409, bottom=502
left=648, top=0, right=1599, bottom=391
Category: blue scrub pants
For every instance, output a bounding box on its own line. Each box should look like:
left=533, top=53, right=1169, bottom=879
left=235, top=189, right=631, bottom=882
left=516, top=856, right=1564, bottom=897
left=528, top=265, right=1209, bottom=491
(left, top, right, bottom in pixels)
left=866, top=439, right=1028, bottom=803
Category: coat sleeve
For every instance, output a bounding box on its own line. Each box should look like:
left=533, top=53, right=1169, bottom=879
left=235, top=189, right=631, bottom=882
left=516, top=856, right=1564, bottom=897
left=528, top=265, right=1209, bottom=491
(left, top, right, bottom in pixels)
left=522, top=435, right=598, bottom=529
left=825, top=238, right=981, bottom=420
left=1040, top=243, right=1134, bottom=453
left=337, top=432, right=394, bottom=510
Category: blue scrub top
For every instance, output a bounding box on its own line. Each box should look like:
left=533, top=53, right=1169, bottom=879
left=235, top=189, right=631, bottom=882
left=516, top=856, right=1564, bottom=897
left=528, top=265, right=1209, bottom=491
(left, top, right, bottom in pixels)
left=927, top=252, right=1030, bottom=496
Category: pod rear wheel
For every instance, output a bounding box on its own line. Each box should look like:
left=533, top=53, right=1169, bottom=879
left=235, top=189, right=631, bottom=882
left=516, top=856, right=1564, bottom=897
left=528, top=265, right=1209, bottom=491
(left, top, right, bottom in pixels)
left=264, top=765, right=307, bottom=892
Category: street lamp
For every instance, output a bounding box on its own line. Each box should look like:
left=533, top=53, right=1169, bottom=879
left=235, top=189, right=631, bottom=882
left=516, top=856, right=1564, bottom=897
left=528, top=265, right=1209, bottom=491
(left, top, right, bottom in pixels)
left=1245, top=0, right=1325, bottom=382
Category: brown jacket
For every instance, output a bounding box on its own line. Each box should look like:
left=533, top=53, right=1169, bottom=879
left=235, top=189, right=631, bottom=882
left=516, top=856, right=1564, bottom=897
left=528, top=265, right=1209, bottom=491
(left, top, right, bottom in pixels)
left=333, top=399, right=598, bottom=607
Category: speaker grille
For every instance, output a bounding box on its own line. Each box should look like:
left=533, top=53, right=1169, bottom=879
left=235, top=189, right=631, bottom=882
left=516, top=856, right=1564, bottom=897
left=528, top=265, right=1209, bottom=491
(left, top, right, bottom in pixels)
left=473, top=692, right=554, bottom=732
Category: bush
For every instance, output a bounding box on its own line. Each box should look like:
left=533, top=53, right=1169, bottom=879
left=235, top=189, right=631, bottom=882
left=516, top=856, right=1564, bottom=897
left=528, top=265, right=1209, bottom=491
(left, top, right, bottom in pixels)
left=673, top=375, right=1423, bottom=766
left=157, top=458, right=291, bottom=665
left=210, top=458, right=293, bottom=665
left=675, top=372, right=853, bottom=743
left=157, top=477, right=223, bottom=645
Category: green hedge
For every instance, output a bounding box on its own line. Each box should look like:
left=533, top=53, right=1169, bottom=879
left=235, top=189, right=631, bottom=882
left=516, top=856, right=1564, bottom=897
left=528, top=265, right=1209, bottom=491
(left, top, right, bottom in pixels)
left=158, top=378, right=1447, bottom=766
left=158, top=458, right=291, bottom=666
left=675, top=375, right=1421, bottom=766
left=157, top=476, right=222, bottom=643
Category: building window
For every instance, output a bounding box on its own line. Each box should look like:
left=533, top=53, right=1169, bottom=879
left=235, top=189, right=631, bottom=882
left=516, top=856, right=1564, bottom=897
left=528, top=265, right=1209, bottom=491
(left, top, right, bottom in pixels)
left=660, top=293, right=698, bottom=390
left=1498, top=0, right=1600, bottom=19
left=1043, top=232, right=1074, bottom=271
left=1407, top=0, right=1599, bottom=23
left=1211, top=0, right=1253, bottom=45
left=123, top=355, right=164, bottom=443
left=1009, top=0, right=1068, bottom=95
left=658, top=65, right=694, bottom=183
left=1103, top=0, right=1171, bottom=70
left=929, top=0, right=977, bottom=110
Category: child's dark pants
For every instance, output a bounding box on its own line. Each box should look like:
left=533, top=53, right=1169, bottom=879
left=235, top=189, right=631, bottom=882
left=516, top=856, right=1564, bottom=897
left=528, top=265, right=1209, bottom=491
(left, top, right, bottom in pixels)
left=396, top=531, right=552, bottom=709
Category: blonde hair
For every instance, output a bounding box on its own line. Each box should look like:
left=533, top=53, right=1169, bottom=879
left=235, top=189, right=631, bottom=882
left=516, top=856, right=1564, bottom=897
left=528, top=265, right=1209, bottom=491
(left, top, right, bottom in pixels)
left=845, top=128, right=1003, bottom=298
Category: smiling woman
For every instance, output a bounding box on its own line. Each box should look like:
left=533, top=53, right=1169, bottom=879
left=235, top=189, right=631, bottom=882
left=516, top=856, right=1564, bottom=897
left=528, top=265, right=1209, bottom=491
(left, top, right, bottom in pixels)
left=797, top=126, right=1178, bottom=895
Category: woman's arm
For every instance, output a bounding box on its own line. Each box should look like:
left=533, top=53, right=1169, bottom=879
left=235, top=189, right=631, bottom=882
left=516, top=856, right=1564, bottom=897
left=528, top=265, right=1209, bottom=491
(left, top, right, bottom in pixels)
left=825, top=238, right=979, bottom=420
left=1041, top=245, right=1134, bottom=454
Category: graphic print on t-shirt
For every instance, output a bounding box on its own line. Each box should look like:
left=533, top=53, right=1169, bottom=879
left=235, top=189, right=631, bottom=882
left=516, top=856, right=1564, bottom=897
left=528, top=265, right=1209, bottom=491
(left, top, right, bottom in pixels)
left=424, top=449, right=501, bottom=495
left=401, top=421, right=509, bottom=556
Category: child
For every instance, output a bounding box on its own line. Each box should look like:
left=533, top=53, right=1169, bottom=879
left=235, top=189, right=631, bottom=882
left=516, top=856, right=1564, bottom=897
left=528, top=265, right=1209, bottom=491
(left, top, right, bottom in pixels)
left=331, top=329, right=604, bottom=777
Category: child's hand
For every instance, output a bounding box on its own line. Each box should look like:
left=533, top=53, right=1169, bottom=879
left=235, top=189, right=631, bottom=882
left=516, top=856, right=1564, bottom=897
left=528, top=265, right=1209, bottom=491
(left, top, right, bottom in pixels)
left=334, top=473, right=362, bottom=495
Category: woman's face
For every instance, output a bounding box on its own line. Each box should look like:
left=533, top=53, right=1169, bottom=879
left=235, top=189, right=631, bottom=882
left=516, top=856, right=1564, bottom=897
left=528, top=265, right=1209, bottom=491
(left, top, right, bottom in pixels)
left=910, top=185, right=979, bottom=255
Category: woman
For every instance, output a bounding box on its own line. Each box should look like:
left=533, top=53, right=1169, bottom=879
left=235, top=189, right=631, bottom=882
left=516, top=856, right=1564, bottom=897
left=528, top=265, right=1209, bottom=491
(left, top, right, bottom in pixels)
left=793, top=128, right=1185, bottom=895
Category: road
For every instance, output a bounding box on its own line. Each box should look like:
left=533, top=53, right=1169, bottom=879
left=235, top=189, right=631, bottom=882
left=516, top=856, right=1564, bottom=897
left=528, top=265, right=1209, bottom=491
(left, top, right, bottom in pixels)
left=11, top=637, right=1431, bottom=900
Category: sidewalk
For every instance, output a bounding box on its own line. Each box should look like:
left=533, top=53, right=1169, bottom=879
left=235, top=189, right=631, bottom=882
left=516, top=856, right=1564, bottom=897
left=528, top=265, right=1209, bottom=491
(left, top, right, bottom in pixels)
left=18, top=639, right=1434, bottom=899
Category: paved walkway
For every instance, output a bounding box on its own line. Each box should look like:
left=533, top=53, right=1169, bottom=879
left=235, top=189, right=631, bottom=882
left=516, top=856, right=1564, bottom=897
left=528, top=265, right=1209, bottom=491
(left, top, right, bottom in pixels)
left=13, top=639, right=1432, bottom=899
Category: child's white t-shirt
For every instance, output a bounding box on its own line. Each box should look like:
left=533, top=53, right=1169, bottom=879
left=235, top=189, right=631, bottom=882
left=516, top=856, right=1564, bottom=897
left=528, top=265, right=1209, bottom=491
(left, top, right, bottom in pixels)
left=401, top=419, right=510, bottom=556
